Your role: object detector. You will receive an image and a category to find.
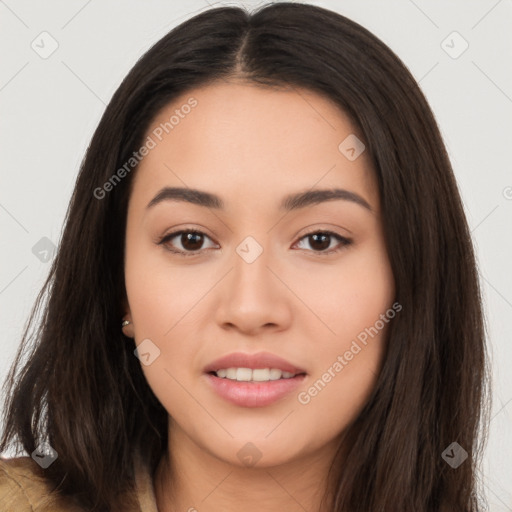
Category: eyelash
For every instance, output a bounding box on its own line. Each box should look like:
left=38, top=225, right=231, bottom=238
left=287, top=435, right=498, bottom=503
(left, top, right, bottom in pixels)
left=157, top=228, right=352, bottom=257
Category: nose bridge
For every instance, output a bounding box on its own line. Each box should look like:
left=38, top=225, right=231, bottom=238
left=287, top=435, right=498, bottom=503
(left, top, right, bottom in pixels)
left=231, top=233, right=274, bottom=298
left=214, top=232, right=292, bottom=332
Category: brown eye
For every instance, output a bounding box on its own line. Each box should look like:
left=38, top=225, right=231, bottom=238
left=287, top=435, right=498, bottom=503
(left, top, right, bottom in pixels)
left=295, top=231, right=352, bottom=254
left=158, top=229, right=351, bottom=257
left=180, top=232, right=204, bottom=251
left=158, top=230, right=217, bottom=256
left=308, top=233, right=331, bottom=251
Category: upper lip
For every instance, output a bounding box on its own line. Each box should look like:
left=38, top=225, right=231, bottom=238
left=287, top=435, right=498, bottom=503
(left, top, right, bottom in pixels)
left=203, top=352, right=307, bottom=375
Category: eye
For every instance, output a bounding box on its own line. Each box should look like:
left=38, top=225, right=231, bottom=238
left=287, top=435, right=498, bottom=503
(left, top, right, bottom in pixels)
left=157, top=228, right=352, bottom=257
left=158, top=229, right=218, bottom=256
left=293, top=230, right=352, bottom=255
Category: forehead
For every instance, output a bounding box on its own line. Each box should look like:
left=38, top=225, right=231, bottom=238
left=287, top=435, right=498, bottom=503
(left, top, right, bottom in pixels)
left=131, top=81, right=377, bottom=212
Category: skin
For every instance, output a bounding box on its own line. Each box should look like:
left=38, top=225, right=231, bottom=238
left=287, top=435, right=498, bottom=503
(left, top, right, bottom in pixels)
left=122, top=80, right=395, bottom=512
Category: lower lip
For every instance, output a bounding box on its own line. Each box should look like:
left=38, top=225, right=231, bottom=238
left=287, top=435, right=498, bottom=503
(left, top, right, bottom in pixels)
left=204, top=373, right=306, bottom=407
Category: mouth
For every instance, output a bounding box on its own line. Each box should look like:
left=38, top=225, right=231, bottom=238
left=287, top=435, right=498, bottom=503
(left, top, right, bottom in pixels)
left=208, top=367, right=306, bottom=381
left=203, top=352, right=307, bottom=407
left=203, top=351, right=306, bottom=376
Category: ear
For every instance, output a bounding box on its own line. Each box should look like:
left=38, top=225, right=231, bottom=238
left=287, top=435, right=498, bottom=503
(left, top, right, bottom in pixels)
left=121, top=298, right=135, bottom=338
left=122, top=316, right=135, bottom=339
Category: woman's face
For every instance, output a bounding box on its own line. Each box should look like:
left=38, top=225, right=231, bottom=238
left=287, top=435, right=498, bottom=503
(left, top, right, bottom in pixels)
left=124, top=81, right=395, bottom=468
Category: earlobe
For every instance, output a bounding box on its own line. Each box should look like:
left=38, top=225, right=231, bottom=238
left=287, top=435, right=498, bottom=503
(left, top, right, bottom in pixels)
left=121, top=318, right=135, bottom=338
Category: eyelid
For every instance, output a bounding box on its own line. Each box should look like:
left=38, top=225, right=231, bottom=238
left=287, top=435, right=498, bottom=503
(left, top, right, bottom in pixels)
left=157, top=227, right=352, bottom=256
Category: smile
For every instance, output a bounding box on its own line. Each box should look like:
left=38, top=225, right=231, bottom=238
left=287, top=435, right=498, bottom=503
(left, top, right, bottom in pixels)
left=212, top=367, right=300, bottom=381
left=205, top=373, right=307, bottom=407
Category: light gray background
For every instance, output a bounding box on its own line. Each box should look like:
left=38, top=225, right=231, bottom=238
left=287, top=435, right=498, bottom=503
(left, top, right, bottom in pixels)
left=1, top=0, right=511, bottom=509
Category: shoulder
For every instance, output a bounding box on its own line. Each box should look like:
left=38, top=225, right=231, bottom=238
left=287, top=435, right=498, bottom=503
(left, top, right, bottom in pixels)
left=0, top=456, right=82, bottom=512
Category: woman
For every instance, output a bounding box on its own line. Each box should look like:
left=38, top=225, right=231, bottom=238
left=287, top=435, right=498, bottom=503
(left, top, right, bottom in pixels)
left=0, top=2, right=488, bottom=511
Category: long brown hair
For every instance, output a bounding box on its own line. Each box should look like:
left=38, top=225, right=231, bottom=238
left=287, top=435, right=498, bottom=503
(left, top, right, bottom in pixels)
left=0, top=3, right=489, bottom=510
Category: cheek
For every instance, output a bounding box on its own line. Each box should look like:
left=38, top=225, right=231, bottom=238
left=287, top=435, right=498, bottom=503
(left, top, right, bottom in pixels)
left=124, top=258, right=201, bottom=418
left=291, top=241, right=395, bottom=346
left=291, top=242, right=394, bottom=430
left=124, top=242, right=216, bottom=406
left=295, top=341, right=384, bottom=449
left=124, top=238, right=212, bottom=337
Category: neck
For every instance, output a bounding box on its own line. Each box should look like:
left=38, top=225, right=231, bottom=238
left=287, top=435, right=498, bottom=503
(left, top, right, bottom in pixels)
left=154, top=421, right=337, bottom=512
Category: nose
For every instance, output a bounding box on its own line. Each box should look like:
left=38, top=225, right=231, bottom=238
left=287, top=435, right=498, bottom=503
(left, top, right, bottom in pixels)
left=214, top=244, right=293, bottom=336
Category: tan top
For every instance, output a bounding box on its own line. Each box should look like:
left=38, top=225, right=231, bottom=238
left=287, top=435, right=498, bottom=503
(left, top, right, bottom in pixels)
left=0, top=456, right=159, bottom=511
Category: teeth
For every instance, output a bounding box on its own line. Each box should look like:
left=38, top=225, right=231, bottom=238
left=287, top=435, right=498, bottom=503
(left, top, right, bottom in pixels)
left=269, top=368, right=282, bottom=380
left=214, top=367, right=297, bottom=382
left=236, top=368, right=252, bottom=381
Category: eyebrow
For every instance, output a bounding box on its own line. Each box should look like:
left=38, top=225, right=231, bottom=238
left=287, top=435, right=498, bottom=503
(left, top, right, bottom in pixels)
left=146, top=186, right=373, bottom=212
